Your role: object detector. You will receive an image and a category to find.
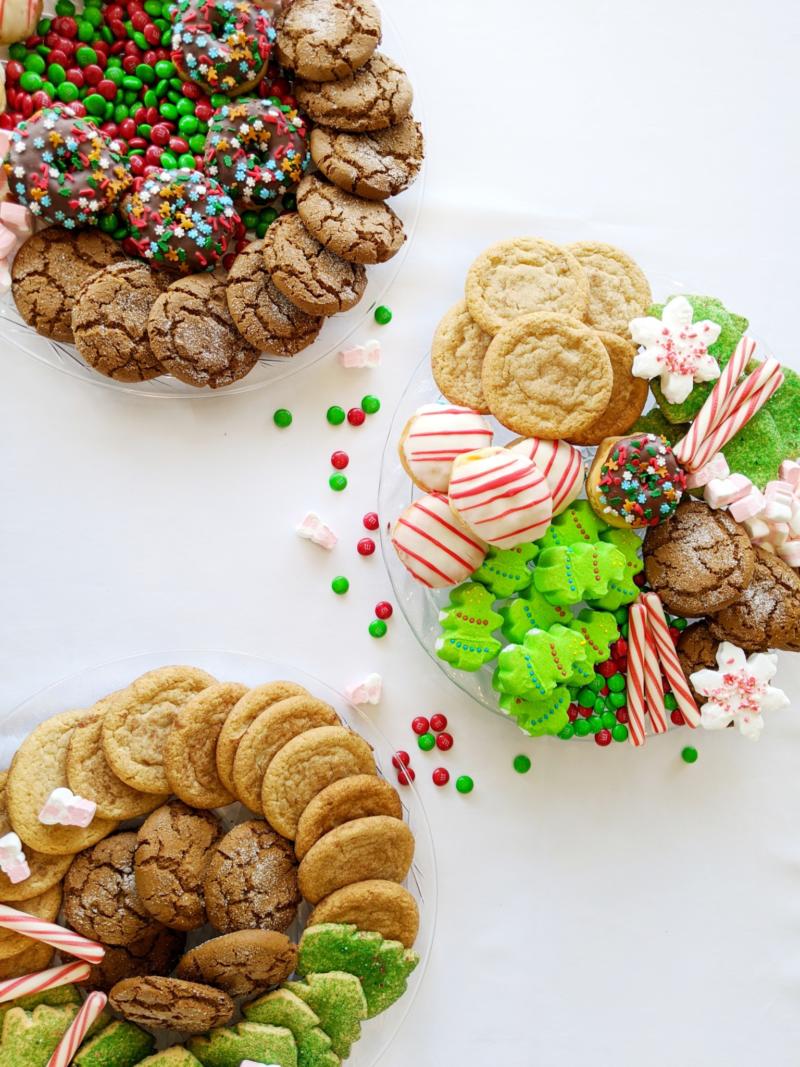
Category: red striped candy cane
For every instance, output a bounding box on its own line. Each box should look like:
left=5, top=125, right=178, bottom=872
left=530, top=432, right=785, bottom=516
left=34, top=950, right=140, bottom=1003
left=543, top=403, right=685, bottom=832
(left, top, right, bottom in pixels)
left=0, top=905, right=105, bottom=965
left=643, top=623, right=668, bottom=733
left=626, top=604, right=649, bottom=747
left=642, top=593, right=700, bottom=728
left=46, top=991, right=107, bottom=1067
left=0, top=961, right=91, bottom=1005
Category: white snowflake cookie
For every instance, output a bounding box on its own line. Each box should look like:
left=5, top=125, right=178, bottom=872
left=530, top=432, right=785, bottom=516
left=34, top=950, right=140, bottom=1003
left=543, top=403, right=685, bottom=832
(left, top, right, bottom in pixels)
left=630, top=295, right=722, bottom=404
left=691, top=642, right=789, bottom=740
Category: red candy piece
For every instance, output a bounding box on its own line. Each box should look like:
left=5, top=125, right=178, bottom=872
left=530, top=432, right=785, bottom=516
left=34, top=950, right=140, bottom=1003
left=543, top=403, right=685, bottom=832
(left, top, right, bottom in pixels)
left=411, top=716, right=429, bottom=736
left=597, top=660, right=617, bottom=678
left=374, top=601, right=393, bottom=620
left=363, top=512, right=379, bottom=531
left=567, top=703, right=579, bottom=723
left=357, top=538, right=376, bottom=557
left=670, top=710, right=685, bottom=726
left=595, top=729, right=612, bottom=747
left=391, top=750, right=410, bottom=769
left=611, top=637, right=628, bottom=660
left=435, top=732, right=453, bottom=751
left=432, top=767, right=450, bottom=787
left=397, top=766, right=416, bottom=786
left=330, top=451, right=349, bottom=470
left=429, top=713, right=448, bottom=732
left=347, top=407, right=366, bottom=426
left=616, top=708, right=629, bottom=724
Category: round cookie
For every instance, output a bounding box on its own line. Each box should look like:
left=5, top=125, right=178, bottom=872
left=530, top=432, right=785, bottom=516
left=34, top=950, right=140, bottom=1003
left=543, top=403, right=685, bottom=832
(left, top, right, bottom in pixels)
left=261, top=725, right=377, bottom=839
left=398, top=403, right=494, bottom=494
left=294, top=774, right=402, bottom=861
left=215, top=681, right=309, bottom=797
left=71, top=262, right=170, bottom=383
left=6, top=708, right=118, bottom=856
left=0, top=939, right=54, bottom=980
left=148, top=273, right=260, bottom=389
left=135, top=801, right=223, bottom=932
left=225, top=240, right=324, bottom=354
left=203, top=820, right=300, bottom=934
left=390, top=491, right=488, bottom=589
left=109, top=976, right=235, bottom=1035
left=11, top=229, right=126, bottom=343
left=308, top=879, right=419, bottom=948
left=0, top=773, right=73, bottom=902
left=567, top=332, right=650, bottom=445
left=296, top=173, right=405, bottom=265
left=565, top=241, right=652, bottom=335
left=231, top=695, right=340, bottom=814
left=66, top=699, right=168, bottom=822
left=176, top=930, right=297, bottom=998
left=163, top=682, right=247, bottom=809
left=676, top=621, right=724, bottom=701
left=63, top=832, right=160, bottom=947
left=297, top=816, right=414, bottom=905
left=466, top=238, right=590, bottom=335
left=430, top=300, right=492, bottom=413
left=170, top=0, right=273, bottom=96
left=586, top=433, right=687, bottom=529
left=643, top=500, right=756, bottom=618
left=262, top=213, right=367, bottom=317
left=101, top=666, right=217, bottom=796
left=295, top=52, right=412, bottom=132
left=0, top=884, right=62, bottom=961
left=80, top=926, right=186, bottom=994
left=708, top=547, right=800, bottom=653
left=310, top=117, right=424, bottom=200
left=481, top=312, right=613, bottom=438
left=277, top=0, right=381, bottom=81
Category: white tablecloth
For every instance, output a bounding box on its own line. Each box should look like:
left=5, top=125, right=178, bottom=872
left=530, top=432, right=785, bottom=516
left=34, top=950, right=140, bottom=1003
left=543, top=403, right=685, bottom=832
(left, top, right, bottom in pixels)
left=2, top=0, right=799, bottom=1063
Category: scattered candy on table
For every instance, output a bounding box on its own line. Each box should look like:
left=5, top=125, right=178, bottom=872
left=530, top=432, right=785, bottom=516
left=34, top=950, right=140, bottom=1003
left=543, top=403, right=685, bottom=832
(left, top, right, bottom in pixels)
left=273, top=408, right=292, bottom=428
left=430, top=713, right=447, bottom=732
left=432, top=767, right=449, bottom=786
left=344, top=673, right=382, bottom=706
left=338, top=340, right=382, bottom=368
left=363, top=512, right=379, bottom=531
left=296, top=512, right=337, bottom=550
left=375, top=601, right=393, bottom=619
left=361, top=394, right=381, bottom=414
left=411, top=716, right=429, bottom=735
left=513, top=754, right=532, bottom=773
left=417, top=732, right=434, bottom=752
left=435, top=732, right=453, bottom=751
left=326, top=405, right=346, bottom=426
left=682, top=746, right=699, bottom=764
left=368, top=619, right=387, bottom=638
left=374, top=305, right=392, bottom=325
left=329, top=473, right=348, bottom=492
left=347, top=407, right=366, bottom=427
left=331, top=576, right=349, bottom=595
left=455, top=775, right=474, bottom=794
left=331, top=450, right=349, bottom=470
left=357, top=537, right=376, bottom=556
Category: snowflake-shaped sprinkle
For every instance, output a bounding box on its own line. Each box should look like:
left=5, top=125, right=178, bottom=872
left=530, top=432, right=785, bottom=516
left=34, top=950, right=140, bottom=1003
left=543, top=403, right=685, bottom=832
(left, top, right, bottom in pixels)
left=630, top=295, right=722, bottom=404
left=691, top=642, right=789, bottom=740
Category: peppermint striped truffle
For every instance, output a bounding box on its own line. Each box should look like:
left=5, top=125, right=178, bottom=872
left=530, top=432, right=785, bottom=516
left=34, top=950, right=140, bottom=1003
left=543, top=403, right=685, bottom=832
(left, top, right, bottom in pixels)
left=508, top=437, right=585, bottom=516
left=391, top=492, right=486, bottom=588
left=399, top=403, right=493, bottom=493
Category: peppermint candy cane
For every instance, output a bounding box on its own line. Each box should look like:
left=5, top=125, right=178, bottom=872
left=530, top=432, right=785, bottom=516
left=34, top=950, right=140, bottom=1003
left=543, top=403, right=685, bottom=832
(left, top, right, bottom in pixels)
left=46, top=991, right=107, bottom=1067
left=641, top=593, right=700, bottom=727
left=674, top=336, right=756, bottom=467
left=643, top=623, right=668, bottom=734
left=626, top=604, right=649, bottom=747
left=0, top=904, right=105, bottom=964
left=0, top=961, right=91, bottom=1005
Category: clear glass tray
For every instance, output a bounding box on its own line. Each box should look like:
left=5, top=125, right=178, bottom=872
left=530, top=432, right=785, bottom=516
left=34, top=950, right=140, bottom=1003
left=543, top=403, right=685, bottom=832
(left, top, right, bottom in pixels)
left=0, top=649, right=437, bottom=1064
left=0, top=7, right=425, bottom=398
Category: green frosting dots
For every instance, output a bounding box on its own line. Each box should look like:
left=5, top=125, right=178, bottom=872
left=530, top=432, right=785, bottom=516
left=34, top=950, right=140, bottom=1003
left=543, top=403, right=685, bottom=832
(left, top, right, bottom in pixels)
left=498, top=687, right=572, bottom=738
left=188, top=1022, right=297, bottom=1067
left=586, top=527, right=644, bottom=611
left=436, top=583, right=503, bottom=671
left=243, top=989, right=337, bottom=1067
left=284, top=973, right=367, bottom=1061
left=472, top=542, right=539, bottom=599
left=74, top=1021, right=155, bottom=1067
left=533, top=542, right=626, bottom=607
left=494, top=625, right=588, bottom=698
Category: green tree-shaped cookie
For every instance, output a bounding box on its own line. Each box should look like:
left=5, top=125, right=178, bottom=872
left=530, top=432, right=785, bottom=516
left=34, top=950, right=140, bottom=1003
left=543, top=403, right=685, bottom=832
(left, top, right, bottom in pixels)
left=498, top=687, right=572, bottom=737
left=243, top=989, right=337, bottom=1067
left=188, top=1023, right=297, bottom=1067
left=436, top=583, right=503, bottom=671
left=0, top=984, right=81, bottom=1028
left=297, top=924, right=419, bottom=1019
left=499, top=584, right=573, bottom=645
left=568, top=609, right=620, bottom=665
left=0, top=1005, right=79, bottom=1067
left=533, top=542, right=625, bottom=606
left=538, top=500, right=610, bottom=550
left=472, top=542, right=539, bottom=599
left=284, top=973, right=367, bottom=1061
left=74, top=1021, right=155, bottom=1067
left=586, top=528, right=643, bottom=611
left=494, top=625, right=588, bottom=698
left=138, top=1049, right=204, bottom=1066
left=767, top=365, right=800, bottom=458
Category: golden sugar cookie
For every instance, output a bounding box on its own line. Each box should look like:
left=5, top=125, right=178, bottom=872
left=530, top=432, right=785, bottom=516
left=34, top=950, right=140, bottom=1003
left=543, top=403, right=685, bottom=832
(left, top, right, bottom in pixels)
left=0, top=939, right=54, bottom=980
left=567, top=332, right=649, bottom=445
left=0, top=883, right=62, bottom=960
left=430, top=300, right=492, bottom=413
left=102, top=666, right=217, bottom=795
left=481, top=313, right=613, bottom=439
left=0, top=773, right=73, bottom=901
left=565, top=241, right=651, bottom=335
left=308, top=879, right=419, bottom=948
left=465, top=238, right=589, bottom=335
left=231, top=695, right=339, bottom=815
left=297, top=816, right=414, bottom=905
left=294, top=774, right=402, bottom=860
left=261, top=726, right=376, bottom=840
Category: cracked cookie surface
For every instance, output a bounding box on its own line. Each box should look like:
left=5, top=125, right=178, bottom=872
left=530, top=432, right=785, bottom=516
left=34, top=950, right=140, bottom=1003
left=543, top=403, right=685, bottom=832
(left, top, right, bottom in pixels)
left=567, top=332, right=649, bottom=445
left=109, top=976, right=234, bottom=1034
left=11, top=228, right=126, bottom=342
left=134, top=800, right=222, bottom=931
left=203, top=820, right=300, bottom=934
left=310, top=117, right=423, bottom=200
left=296, top=174, right=405, bottom=265
left=295, top=774, right=402, bottom=860
left=308, top=879, right=419, bottom=948
left=297, top=816, right=414, bottom=904
left=430, top=299, right=492, bottom=414
left=71, top=261, right=170, bottom=382
left=80, top=925, right=186, bottom=993
left=708, top=547, right=800, bottom=652
left=262, top=213, right=367, bottom=316
left=226, top=240, right=323, bottom=353
left=296, top=52, right=412, bottom=132
left=148, top=273, right=260, bottom=389
left=176, top=930, right=297, bottom=998
left=566, top=240, right=652, bottom=335
left=0, top=772, right=72, bottom=901
left=277, top=0, right=381, bottom=81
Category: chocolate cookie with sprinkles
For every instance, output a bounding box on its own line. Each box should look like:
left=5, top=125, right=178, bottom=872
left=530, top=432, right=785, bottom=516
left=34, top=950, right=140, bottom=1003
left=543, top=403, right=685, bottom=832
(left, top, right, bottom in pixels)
left=171, top=0, right=276, bottom=97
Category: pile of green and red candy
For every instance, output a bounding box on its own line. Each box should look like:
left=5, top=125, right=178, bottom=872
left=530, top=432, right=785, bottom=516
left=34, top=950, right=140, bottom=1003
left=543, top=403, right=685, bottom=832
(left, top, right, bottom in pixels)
left=435, top=499, right=688, bottom=748
left=1, top=0, right=295, bottom=243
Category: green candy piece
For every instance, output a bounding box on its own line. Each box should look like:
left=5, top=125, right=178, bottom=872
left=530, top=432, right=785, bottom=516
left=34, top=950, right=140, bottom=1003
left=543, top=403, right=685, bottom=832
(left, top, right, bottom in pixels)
left=568, top=609, right=620, bottom=665
left=766, top=365, right=800, bottom=459
left=494, top=625, right=587, bottom=698
left=633, top=406, right=689, bottom=445
left=499, top=584, right=572, bottom=645
left=297, top=924, right=419, bottom=1019
left=538, top=499, right=610, bottom=550
left=0, top=985, right=81, bottom=1027
left=721, top=405, right=784, bottom=490
left=188, top=1023, right=297, bottom=1067
left=243, top=990, right=337, bottom=1067
left=435, top=583, right=503, bottom=672
left=533, top=542, right=625, bottom=607
left=0, top=1005, right=79, bottom=1067
left=587, top=528, right=643, bottom=610
left=74, top=1021, right=155, bottom=1067
left=498, top=687, right=571, bottom=737
left=471, top=542, right=539, bottom=599
left=284, top=973, right=367, bottom=1061
left=136, top=1051, right=203, bottom=1066
left=649, top=295, right=748, bottom=423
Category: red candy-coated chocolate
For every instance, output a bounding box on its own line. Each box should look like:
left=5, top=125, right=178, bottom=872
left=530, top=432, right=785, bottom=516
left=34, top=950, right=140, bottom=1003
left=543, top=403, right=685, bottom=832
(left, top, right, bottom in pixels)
left=391, top=750, right=410, bottom=769
left=595, top=729, right=612, bottom=747
left=375, top=601, right=393, bottom=620
left=435, top=732, right=453, bottom=751
left=363, top=512, right=379, bottom=531
left=429, top=713, right=447, bottom=732
left=597, top=660, right=617, bottom=678
left=347, top=407, right=366, bottom=426
left=397, top=766, right=416, bottom=786
left=432, top=767, right=450, bottom=787
left=567, top=703, right=579, bottom=722
left=611, top=637, right=628, bottom=660
left=411, top=716, right=430, bottom=736
left=616, top=708, right=629, bottom=724
left=357, top=538, right=376, bottom=557
left=671, top=710, right=685, bottom=726
left=331, top=451, right=349, bottom=470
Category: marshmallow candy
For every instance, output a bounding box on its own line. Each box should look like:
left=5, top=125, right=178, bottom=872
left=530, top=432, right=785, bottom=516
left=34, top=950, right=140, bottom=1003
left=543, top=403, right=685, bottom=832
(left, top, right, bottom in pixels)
left=38, top=788, right=96, bottom=828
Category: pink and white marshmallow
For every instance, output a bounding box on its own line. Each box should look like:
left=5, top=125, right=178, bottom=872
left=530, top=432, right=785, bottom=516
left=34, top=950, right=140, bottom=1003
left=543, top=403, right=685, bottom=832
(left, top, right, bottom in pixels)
left=345, top=673, right=382, bottom=706
left=0, top=833, right=30, bottom=885
left=38, top=788, right=96, bottom=829
left=338, top=340, right=381, bottom=368
left=296, top=512, right=338, bottom=550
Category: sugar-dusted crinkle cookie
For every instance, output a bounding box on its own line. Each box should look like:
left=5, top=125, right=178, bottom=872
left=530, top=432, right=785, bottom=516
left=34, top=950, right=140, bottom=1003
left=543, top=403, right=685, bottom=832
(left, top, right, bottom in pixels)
left=277, top=0, right=382, bottom=81
left=295, top=52, right=412, bottom=132
left=310, top=117, right=424, bottom=200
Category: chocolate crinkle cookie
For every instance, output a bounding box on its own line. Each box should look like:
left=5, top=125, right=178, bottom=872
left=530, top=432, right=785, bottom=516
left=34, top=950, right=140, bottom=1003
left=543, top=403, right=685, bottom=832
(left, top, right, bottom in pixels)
left=296, top=173, right=405, bottom=265
left=708, top=546, right=800, bottom=653
left=80, top=925, right=186, bottom=993
left=310, top=117, right=424, bottom=200
left=109, top=975, right=235, bottom=1034
left=295, top=52, right=413, bottom=132
left=276, top=0, right=382, bottom=82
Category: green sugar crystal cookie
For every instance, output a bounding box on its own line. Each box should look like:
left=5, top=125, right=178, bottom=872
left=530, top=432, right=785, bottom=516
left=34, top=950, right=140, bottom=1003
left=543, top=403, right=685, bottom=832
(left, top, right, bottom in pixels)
left=436, top=583, right=503, bottom=671
left=498, top=687, right=571, bottom=737
left=471, top=542, right=539, bottom=599
left=499, top=584, right=572, bottom=645
left=297, top=924, right=419, bottom=1019
left=587, top=528, right=643, bottom=611
left=0, top=984, right=81, bottom=1027
left=533, top=542, right=625, bottom=606
left=568, top=610, right=620, bottom=665
left=649, top=295, right=748, bottom=423
left=243, top=990, right=337, bottom=1067
left=0, top=1004, right=79, bottom=1067
left=766, top=365, right=800, bottom=459
left=633, top=407, right=688, bottom=446
left=188, top=1023, right=297, bottom=1067
left=74, top=1020, right=155, bottom=1067
left=284, top=973, right=367, bottom=1060
left=136, top=1051, right=204, bottom=1067
left=721, top=405, right=783, bottom=489
left=494, top=625, right=588, bottom=698
left=538, top=500, right=610, bottom=550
